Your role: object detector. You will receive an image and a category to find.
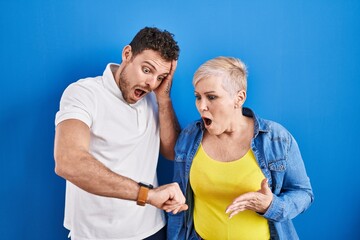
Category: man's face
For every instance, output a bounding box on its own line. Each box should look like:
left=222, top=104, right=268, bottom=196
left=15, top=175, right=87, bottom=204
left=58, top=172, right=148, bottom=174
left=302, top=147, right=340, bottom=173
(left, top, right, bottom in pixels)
left=118, top=49, right=171, bottom=104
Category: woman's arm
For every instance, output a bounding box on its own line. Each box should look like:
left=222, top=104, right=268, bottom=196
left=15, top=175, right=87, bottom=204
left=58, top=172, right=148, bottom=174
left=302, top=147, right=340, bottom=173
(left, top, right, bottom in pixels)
left=263, top=135, right=314, bottom=221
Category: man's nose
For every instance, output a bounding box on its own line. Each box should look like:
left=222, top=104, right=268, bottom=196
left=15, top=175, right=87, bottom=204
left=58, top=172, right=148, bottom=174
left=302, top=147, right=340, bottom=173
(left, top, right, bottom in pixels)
left=145, top=76, right=158, bottom=90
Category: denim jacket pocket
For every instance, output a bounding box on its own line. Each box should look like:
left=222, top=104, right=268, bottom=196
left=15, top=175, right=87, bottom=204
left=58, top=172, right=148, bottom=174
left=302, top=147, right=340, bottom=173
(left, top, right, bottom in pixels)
left=268, top=159, right=287, bottom=172
left=268, top=159, right=287, bottom=194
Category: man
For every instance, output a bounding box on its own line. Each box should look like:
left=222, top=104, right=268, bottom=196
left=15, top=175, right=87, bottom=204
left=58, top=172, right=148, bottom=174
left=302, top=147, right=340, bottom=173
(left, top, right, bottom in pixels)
left=54, top=27, right=187, bottom=240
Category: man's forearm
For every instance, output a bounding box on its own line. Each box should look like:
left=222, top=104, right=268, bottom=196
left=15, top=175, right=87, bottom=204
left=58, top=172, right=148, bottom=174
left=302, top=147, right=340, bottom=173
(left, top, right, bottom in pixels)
left=157, top=98, right=181, bottom=160
left=55, top=149, right=139, bottom=200
left=55, top=150, right=188, bottom=214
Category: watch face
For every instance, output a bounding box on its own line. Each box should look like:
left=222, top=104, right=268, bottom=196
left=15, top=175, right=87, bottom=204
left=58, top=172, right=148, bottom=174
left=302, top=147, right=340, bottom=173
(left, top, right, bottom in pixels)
left=138, top=182, right=154, bottom=189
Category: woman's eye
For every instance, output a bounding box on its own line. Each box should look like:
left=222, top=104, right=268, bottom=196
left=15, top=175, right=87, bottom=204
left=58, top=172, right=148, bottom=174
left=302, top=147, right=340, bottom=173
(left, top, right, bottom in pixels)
left=195, top=95, right=201, bottom=100
left=207, top=95, right=216, bottom=100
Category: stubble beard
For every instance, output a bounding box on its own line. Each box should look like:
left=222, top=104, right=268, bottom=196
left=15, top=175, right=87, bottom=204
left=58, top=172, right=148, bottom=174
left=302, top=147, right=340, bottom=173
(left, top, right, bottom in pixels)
left=119, top=67, right=132, bottom=104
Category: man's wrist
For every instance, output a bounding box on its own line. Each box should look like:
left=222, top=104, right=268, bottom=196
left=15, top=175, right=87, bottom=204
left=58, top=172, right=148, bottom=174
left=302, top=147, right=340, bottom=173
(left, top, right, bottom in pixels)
left=146, top=188, right=154, bottom=205
left=156, top=95, right=172, bottom=104
left=136, top=182, right=153, bottom=206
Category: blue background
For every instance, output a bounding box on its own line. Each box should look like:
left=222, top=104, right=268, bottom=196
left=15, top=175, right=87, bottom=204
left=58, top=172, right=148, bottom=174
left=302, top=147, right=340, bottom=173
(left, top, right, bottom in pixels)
left=1, top=0, right=359, bottom=239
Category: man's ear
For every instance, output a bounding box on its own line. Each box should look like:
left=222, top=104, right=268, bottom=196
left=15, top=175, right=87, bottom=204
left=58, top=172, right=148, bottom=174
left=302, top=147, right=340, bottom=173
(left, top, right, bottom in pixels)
left=122, top=45, right=132, bottom=62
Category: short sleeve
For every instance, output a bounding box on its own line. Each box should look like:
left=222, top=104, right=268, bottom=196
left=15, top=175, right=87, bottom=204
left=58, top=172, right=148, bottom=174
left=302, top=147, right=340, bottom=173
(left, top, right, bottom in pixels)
left=55, top=80, right=96, bottom=127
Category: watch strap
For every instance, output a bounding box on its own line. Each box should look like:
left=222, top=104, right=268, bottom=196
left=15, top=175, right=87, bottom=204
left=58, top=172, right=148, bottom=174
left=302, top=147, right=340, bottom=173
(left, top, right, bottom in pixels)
left=137, top=182, right=153, bottom=206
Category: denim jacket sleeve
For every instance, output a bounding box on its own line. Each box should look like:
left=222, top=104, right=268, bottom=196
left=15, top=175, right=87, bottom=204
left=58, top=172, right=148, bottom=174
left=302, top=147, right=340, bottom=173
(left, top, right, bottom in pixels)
left=262, top=132, right=314, bottom=222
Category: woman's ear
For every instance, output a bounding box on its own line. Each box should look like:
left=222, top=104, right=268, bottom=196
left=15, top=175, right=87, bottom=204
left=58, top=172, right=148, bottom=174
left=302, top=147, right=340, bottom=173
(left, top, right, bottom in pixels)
left=121, top=45, right=132, bottom=62
left=235, top=90, right=246, bottom=108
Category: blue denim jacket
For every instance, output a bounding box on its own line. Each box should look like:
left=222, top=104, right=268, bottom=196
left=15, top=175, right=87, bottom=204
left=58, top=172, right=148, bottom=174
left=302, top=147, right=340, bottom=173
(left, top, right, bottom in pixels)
left=167, top=108, right=314, bottom=240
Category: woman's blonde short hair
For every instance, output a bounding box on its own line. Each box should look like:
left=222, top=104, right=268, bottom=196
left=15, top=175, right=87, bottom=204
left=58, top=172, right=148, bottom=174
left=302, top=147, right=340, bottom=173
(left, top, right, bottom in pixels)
left=193, top=57, right=248, bottom=96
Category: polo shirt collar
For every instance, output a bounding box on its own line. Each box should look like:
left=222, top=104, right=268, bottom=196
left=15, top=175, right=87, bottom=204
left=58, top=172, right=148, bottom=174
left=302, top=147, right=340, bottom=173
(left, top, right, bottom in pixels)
left=103, top=63, right=147, bottom=108
left=102, top=63, right=125, bottom=101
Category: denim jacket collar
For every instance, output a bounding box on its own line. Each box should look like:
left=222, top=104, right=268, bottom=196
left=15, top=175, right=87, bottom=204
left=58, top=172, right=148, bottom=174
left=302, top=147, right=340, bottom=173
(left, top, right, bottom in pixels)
left=194, top=107, right=270, bottom=137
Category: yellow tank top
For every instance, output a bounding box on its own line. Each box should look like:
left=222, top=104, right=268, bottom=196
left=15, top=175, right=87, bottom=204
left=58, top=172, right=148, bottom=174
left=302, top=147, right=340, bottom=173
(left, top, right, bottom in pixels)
left=190, top=144, right=270, bottom=240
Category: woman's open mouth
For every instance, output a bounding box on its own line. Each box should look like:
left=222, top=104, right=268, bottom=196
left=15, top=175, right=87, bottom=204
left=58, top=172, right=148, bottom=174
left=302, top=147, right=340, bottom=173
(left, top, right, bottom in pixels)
left=202, top=117, right=212, bottom=127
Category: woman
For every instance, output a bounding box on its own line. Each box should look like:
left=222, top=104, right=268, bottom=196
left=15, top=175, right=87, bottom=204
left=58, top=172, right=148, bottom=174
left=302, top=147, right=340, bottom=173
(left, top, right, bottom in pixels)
left=167, top=57, right=314, bottom=240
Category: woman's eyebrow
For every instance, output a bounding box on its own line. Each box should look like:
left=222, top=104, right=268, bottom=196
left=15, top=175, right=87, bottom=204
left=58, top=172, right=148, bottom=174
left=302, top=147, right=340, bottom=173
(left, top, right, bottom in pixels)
left=194, top=90, right=216, bottom=94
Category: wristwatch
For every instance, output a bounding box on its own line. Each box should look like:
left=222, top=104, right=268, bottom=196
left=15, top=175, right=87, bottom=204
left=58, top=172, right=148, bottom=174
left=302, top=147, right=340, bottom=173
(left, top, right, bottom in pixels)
left=137, top=182, right=153, bottom=206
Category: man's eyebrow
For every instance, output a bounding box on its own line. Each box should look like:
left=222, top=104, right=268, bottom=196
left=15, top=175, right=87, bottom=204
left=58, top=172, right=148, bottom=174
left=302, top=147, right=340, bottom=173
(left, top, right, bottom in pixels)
left=143, top=61, right=156, bottom=70
left=143, top=60, right=170, bottom=75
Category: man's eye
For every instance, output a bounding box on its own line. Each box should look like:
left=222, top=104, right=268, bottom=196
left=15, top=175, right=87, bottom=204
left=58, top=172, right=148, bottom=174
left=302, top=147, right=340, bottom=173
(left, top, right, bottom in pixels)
left=143, top=67, right=150, bottom=74
left=157, top=76, right=165, bottom=81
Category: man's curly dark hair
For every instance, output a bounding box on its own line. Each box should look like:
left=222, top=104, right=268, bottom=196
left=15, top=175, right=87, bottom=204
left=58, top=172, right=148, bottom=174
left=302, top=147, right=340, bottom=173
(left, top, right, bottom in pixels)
left=129, top=27, right=180, bottom=61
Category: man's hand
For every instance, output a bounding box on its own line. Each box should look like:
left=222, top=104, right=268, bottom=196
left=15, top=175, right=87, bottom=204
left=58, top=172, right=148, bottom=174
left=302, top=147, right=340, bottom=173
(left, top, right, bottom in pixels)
left=153, top=60, right=180, bottom=160
left=225, top=179, right=273, bottom=219
left=147, top=182, right=188, bottom=214
left=154, top=60, right=177, bottom=101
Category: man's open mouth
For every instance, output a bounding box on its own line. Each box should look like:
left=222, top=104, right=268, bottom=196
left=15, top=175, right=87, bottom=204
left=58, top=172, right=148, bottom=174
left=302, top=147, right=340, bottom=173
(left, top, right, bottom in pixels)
left=134, top=88, right=147, bottom=98
left=202, top=117, right=212, bottom=126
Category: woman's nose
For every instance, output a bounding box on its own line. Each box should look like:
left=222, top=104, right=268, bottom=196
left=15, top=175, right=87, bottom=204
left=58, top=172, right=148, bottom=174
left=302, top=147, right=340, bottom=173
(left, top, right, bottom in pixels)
left=199, top=100, right=208, bottom=111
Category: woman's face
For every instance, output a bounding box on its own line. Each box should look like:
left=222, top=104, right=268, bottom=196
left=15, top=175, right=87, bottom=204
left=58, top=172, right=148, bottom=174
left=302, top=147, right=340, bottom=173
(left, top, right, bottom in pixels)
left=194, top=76, right=237, bottom=135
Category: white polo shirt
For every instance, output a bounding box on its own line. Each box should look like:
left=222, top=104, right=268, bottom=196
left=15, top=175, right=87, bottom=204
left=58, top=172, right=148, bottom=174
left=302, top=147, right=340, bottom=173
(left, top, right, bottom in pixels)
left=55, top=64, right=165, bottom=240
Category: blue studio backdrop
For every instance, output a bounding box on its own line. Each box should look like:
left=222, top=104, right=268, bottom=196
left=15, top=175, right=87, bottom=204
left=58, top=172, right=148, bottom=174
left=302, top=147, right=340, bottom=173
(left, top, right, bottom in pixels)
left=1, top=0, right=359, bottom=239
